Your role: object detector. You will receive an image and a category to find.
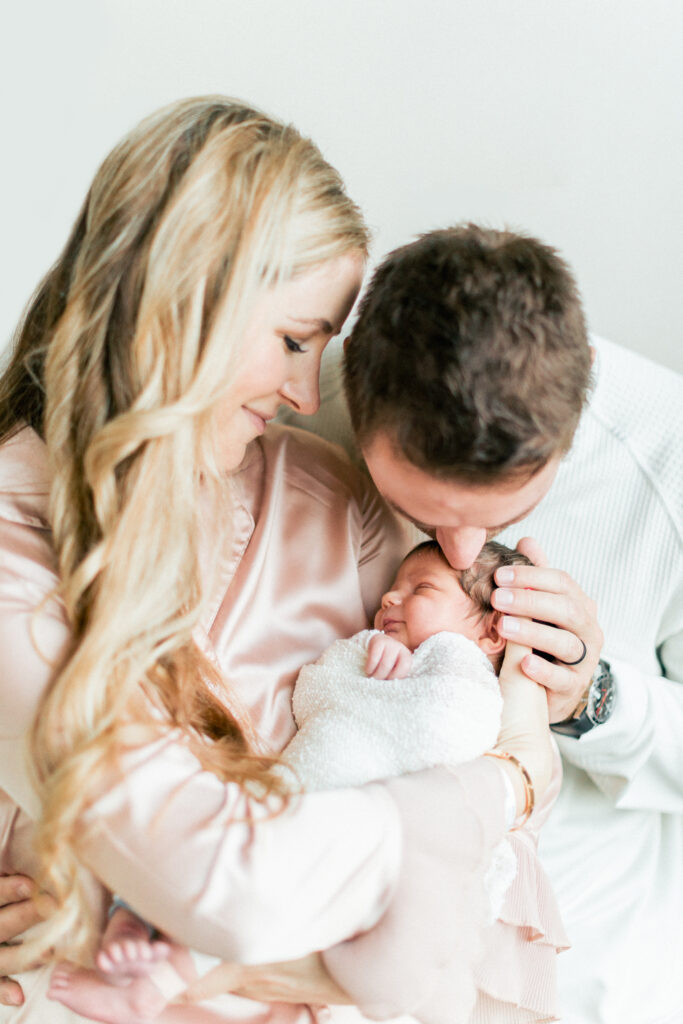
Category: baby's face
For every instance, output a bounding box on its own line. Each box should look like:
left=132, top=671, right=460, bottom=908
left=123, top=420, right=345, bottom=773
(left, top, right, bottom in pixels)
left=374, top=549, right=484, bottom=652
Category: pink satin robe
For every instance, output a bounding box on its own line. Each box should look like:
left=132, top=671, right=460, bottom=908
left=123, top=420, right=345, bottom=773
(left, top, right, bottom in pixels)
left=0, top=424, right=564, bottom=1024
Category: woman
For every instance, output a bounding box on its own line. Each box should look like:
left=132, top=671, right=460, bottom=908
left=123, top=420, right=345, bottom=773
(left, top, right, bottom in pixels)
left=0, top=96, right=555, bottom=1022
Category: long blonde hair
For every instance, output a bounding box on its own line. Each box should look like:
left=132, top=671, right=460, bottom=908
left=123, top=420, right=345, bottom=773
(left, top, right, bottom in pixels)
left=0, top=96, right=369, bottom=960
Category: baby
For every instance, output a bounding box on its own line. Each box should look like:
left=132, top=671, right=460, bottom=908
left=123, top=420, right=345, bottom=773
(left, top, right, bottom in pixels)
left=280, top=538, right=517, bottom=791
left=49, top=540, right=565, bottom=1022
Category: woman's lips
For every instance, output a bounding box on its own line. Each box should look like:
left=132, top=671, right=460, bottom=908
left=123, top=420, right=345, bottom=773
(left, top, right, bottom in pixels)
left=243, top=407, right=268, bottom=434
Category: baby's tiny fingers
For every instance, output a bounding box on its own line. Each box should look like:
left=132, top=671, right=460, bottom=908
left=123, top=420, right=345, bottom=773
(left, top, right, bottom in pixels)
left=386, top=650, right=412, bottom=679
left=365, top=636, right=386, bottom=677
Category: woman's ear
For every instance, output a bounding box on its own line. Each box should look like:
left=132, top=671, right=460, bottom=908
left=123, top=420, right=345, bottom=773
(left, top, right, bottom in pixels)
left=478, top=611, right=506, bottom=659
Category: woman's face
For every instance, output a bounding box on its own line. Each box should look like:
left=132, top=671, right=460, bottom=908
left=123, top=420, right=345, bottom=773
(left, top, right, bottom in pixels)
left=218, top=252, right=364, bottom=470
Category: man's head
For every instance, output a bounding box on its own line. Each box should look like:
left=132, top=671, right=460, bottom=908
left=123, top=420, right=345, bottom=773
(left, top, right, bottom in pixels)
left=345, top=224, right=592, bottom=567
left=374, top=540, right=532, bottom=670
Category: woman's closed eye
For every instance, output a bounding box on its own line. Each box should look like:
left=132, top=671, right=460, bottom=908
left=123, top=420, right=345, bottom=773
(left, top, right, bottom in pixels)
left=283, top=335, right=305, bottom=353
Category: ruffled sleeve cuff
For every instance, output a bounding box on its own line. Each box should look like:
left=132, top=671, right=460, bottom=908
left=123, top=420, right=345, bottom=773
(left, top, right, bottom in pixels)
left=322, top=759, right=507, bottom=1024
left=470, top=744, right=569, bottom=1023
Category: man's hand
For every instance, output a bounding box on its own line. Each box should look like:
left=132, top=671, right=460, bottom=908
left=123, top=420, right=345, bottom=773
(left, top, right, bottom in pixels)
left=0, top=874, right=56, bottom=1007
left=491, top=537, right=604, bottom=723
left=365, top=633, right=413, bottom=679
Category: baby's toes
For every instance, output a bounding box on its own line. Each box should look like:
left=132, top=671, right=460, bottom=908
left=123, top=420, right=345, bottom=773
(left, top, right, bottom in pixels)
left=149, top=941, right=171, bottom=962
left=105, top=941, right=126, bottom=966
left=134, top=940, right=153, bottom=962
left=96, top=949, right=115, bottom=973
left=121, top=938, right=145, bottom=963
left=48, top=962, right=77, bottom=992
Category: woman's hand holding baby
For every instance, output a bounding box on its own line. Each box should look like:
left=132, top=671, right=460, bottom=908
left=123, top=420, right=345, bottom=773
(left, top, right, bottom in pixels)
left=0, top=875, right=56, bottom=1006
left=494, top=640, right=553, bottom=815
left=365, top=633, right=413, bottom=679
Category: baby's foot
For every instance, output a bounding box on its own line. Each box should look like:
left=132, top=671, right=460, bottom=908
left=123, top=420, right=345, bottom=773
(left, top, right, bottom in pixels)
left=98, top=907, right=170, bottom=979
left=48, top=961, right=168, bottom=1023
left=97, top=935, right=171, bottom=978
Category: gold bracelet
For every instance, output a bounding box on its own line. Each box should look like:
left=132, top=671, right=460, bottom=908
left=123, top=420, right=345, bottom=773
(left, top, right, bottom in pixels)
left=485, top=750, right=535, bottom=829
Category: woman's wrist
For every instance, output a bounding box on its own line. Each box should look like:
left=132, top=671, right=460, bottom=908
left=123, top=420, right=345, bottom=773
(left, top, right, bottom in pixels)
left=485, top=750, right=535, bottom=826
left=496, top=640, right=553, bottom=805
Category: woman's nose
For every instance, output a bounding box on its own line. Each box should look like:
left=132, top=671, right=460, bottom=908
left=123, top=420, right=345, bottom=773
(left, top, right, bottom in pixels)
left=280, top=366, right=321, bottom=415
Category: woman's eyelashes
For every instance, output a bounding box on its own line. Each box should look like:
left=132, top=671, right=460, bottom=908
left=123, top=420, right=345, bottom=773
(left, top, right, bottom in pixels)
left=283, top=335, right=305, bottom=353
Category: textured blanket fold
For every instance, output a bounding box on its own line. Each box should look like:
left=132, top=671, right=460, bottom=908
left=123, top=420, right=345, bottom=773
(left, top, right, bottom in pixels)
left=282, top=629, right=503, bottom=791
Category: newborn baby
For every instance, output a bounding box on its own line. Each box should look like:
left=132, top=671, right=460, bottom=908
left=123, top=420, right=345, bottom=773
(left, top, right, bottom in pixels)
left=281, top=539, right=519, bottom=790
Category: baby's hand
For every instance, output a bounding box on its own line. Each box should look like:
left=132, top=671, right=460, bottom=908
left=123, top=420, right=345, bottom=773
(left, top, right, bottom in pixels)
left=366, top=633, right=413, bottom=679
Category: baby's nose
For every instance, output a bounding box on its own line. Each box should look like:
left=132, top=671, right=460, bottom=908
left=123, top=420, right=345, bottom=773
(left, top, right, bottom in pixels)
left=381, top=590, right=400, bottom=609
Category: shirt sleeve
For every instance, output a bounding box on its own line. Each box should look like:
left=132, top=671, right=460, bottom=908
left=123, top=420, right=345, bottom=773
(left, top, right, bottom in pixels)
left=555, top=657, right=683, bottom=813
left=555, top=588, right=683, bottom=813
left=77, top=734, right=406, bottom=963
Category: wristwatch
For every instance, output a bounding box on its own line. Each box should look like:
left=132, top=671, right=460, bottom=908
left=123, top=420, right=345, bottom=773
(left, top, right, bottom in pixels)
left=552, top=659, right=616, bottom=737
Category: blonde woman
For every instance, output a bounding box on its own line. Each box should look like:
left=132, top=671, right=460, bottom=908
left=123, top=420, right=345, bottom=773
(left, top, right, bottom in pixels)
left=0, top=97, right=554, bottom=1024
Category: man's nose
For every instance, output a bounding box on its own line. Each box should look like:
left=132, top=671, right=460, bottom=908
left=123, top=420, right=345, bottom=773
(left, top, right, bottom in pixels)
left=435, top=526, right=487, bottom=570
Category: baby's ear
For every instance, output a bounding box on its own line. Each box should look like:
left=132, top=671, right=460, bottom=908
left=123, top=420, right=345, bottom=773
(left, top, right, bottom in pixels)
left=478, top=611, right=506, bottom=658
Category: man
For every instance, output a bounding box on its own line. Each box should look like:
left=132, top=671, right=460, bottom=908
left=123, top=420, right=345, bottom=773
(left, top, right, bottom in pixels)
left=336, top=224, right=682, bottom=1024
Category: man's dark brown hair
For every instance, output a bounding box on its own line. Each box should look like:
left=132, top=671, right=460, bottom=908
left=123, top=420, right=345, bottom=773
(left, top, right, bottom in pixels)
left=344, top=224, right=592, bottom=483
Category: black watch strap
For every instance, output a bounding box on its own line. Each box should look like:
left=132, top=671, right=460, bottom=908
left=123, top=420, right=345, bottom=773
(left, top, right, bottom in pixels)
left=552, top=659, right=615, bottom=738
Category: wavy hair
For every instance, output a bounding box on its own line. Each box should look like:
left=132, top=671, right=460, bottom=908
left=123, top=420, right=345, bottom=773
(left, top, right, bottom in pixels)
left=0, top=96, right=368, bottom=961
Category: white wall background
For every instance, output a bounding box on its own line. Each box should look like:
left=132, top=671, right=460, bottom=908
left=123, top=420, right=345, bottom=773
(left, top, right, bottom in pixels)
left=2, top=0, right=682, bottom=373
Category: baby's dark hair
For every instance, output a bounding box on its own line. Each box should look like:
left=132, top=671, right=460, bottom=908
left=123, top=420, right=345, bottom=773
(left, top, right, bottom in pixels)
left=405, top=539, right=533, bottom=618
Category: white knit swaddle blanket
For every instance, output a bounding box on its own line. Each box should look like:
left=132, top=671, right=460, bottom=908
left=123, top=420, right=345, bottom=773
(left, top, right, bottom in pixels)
left=283, top=629, right=503, bottom=789
left=281, top=629, right=515, bottom=919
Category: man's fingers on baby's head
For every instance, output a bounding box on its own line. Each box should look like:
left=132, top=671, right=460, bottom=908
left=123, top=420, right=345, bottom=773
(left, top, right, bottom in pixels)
left=516, top=536, right=548, bottom=567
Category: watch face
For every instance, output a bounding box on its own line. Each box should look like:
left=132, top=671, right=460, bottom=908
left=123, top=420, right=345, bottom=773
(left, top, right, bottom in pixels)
left=588, top=663, right=615, bottom=724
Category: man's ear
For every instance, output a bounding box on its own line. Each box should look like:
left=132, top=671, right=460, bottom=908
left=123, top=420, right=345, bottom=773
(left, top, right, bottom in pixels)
left=478, top=611, right=506, bottom=658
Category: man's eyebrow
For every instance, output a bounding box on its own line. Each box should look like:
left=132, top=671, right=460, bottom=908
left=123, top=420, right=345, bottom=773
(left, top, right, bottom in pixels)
left=486, top=503, right=538, bottom=534
left=287, top=316, right=334, bottom=333
left=386, top=501, right=434, bottom=533
left=387, top=498, right=538, bottom=535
